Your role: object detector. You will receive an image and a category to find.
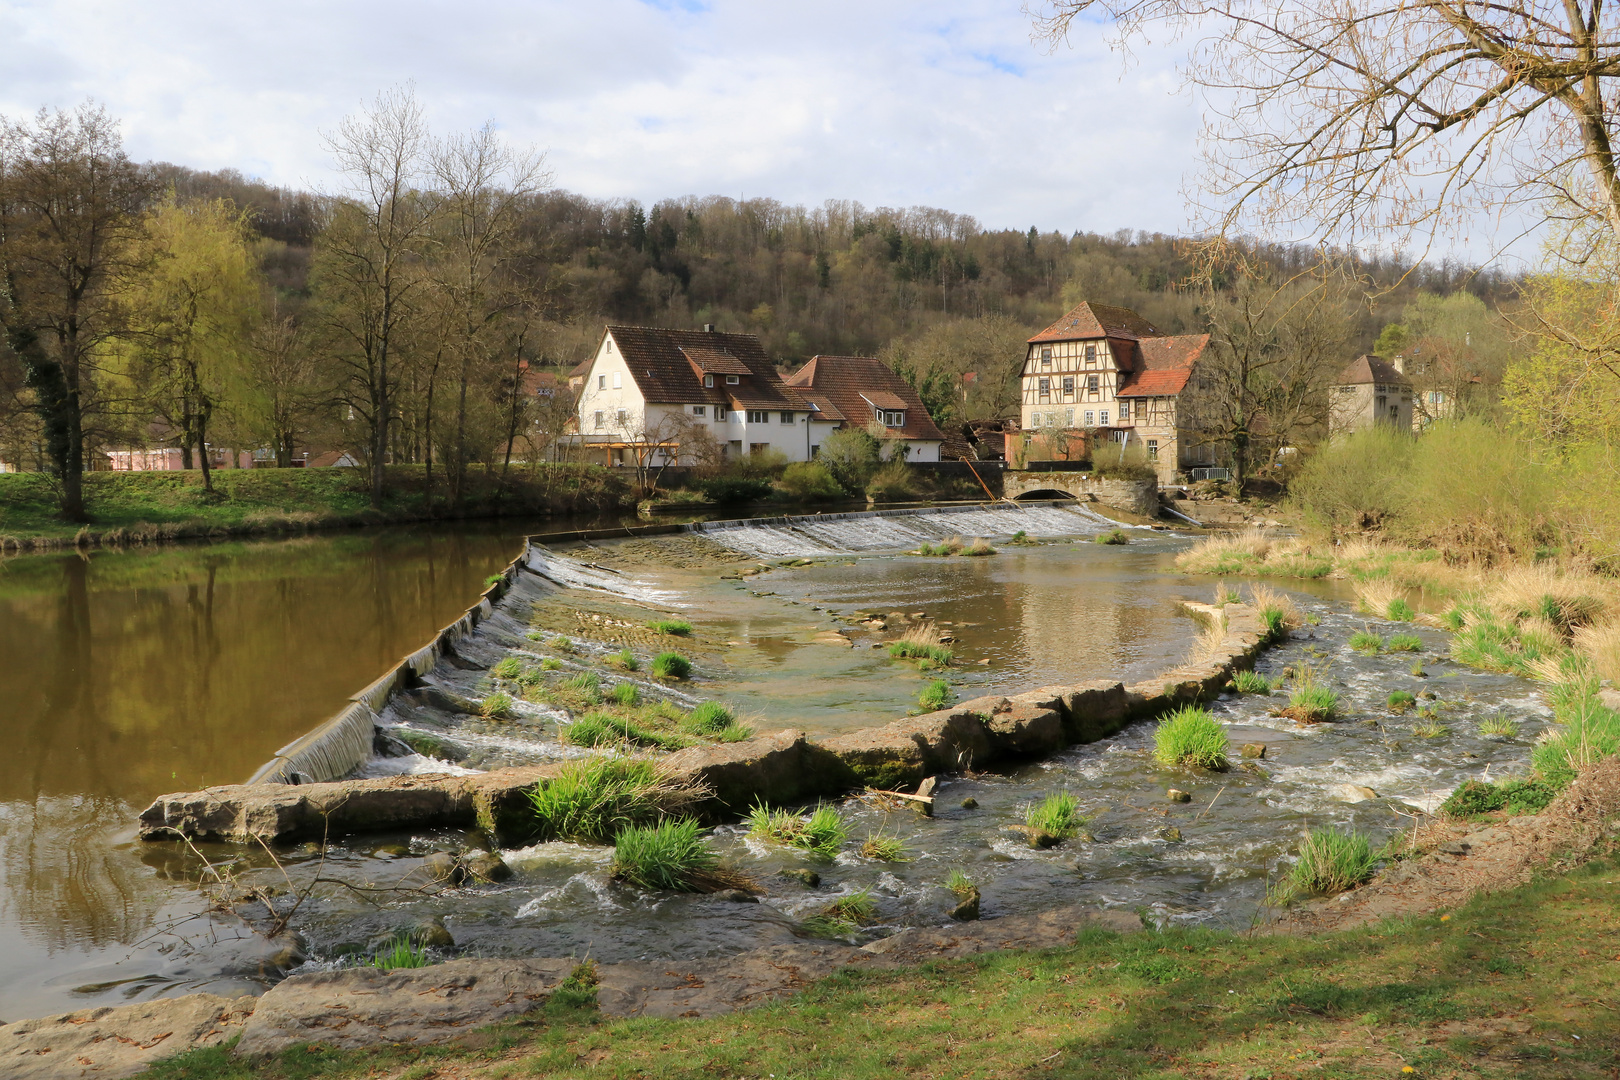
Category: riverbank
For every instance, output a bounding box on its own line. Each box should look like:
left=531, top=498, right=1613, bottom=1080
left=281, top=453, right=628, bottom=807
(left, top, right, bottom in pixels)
left=113, top=837, right=1620, bottom=1078
left=0, top=465, right=632, bottom=548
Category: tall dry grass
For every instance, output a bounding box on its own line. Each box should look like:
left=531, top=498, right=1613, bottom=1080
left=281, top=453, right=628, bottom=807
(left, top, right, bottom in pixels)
left=1248, top=584, right=1304, bottom=630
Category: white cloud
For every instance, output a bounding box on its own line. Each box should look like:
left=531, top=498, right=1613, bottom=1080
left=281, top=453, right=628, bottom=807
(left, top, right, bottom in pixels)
left=0, top=0, right=1199, bottom=234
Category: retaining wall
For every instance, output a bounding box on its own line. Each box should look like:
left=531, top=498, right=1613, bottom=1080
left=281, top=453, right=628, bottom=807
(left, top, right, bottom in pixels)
left=1003, top=472, right=1159, bottom=517
left=140, top=602, right=1268, bottom=845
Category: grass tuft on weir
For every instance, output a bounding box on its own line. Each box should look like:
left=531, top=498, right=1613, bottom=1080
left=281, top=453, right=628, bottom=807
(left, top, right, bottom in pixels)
left=1152, top=706, right=1229, bottom=770
left=747, top=802, right=848, bottom=858
left=525, top=757, right=702, bottom=843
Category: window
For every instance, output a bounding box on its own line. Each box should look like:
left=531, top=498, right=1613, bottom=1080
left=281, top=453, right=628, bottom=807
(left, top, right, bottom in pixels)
left=612, top=372, right=621, bottom=389
left=715, top=406, right=728, bottom=421
left=1062, top=376, right=1075, bottom=397
left=1429, top=390, right=1444, bottom=404
left=598, top=375, right=606, bottom=390
left=704, top=374, right=714, bottom=388
left=811, top=444, right=820, bottom=457
left=1119, top=400, right=1130, bottom=421
left=780, top=411, right=794, bottom=423
left=616, top=409, right=628, bottom=425
left=1037, top=377, right=1051, bottom=400
left=1040, top=347, right=1052, bottom=367
left=750, top=443, right=769, bottom=454
left=1146, top=439, right=1159, bottom=460
left=1084, top=410, right=1095, bottom=426
left=606, top=339, right=613, bottom=353
left=1030, top=412, right=1041, bottom=425
left=593, top=410, right=604, bottom=429
left=882, top=410, right=905, bottom=427
left=1100, top=410, right=1109, bottom=425
left=1086, top=375, right=1099, bottom=393
left=691, top=405, right=706, bottom=417
left=1064, top=409, right=1074, bottom=424
left=747, top=410, right=769, bottom=423
left=1084, top=344, right=1097, bottom=366
left=726, top=374, right=740, bottom=385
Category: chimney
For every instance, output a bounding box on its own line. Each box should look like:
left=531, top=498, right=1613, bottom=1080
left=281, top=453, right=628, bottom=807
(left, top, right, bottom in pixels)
left=703, top=323, right=716, bottom=333
left=1392, top=354, right=1406, bottom=374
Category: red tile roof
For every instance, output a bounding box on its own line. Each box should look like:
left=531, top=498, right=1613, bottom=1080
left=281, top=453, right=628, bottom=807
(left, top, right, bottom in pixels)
left=603, top=325, right=806, bottom=409
left=679, top=345, right=753, bottom=375
left=1337, top=354, right=1412, bottom=387
left=785, top=355, right=946, bottom=443
left=1029, top=301, right=1163, bottom=344
left=1116, top=334, right=1210, bottom=398
left=795, top=389, right=847, bottom=422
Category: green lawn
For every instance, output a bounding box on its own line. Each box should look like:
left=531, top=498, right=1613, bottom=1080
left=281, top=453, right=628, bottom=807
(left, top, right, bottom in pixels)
left=143, top=854, right=1620, bottom=1080
left=0, top=464, right=630, bottom=544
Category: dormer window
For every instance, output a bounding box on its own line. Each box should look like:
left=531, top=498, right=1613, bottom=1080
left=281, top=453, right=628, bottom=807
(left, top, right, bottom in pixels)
left=882, top=410, right=905, bottom=428
left=725, top=374, right=739, bottom=385
left=703, top=374, right=714, bottom=388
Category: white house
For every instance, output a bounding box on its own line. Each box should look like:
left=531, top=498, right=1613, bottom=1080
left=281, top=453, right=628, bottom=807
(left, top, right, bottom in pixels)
left=785, top=354, right=945, bottom=461
left=568, top=324, right=817, bottom=466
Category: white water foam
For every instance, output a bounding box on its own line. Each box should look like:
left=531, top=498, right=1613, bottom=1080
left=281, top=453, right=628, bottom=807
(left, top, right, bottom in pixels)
left=692, top=503, right=1124, bottom=558
left=525, top=548, right=686, bottom=606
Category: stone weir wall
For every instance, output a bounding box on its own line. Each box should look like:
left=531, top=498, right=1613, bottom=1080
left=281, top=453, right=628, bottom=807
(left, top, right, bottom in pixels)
left=138, top=602, right=1269, bottom=847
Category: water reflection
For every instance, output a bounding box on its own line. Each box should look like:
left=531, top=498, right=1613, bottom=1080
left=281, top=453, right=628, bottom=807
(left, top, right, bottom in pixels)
left=0, top=525, right=530, bottom=1019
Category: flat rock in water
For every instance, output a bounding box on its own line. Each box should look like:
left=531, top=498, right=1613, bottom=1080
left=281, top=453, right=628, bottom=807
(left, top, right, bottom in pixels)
left=1330, top=784, right=1379, bottom=803
left=235, top=958, right=576, bottom=1056
left=0, top=993, right=256, bottom=1080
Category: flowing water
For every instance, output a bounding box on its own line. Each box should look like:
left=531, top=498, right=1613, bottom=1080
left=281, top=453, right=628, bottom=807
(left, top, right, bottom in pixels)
left=0, top=506, right=1550, bottom=1022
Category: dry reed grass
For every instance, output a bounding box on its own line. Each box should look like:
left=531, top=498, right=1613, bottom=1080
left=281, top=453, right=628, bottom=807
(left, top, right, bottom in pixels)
left=1574, top=623, right=1620, bottom=683
left=1354, top=578, right=1405, bottom=618
left=1248, top=584, right=1304, bottom=630
left=1185, top=610, right=1230, bottom=664
left=1485, top=565, right=1610, bottom=632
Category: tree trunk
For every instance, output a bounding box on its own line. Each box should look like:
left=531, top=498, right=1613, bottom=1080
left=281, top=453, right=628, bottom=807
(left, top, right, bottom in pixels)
left=196, top=404, right=214, bottom=493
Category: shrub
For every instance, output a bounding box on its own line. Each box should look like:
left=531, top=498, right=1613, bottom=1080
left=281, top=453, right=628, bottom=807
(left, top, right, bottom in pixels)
left=1348, top=631, right=1384, bottom=655
left=648, top=619, right=693, bottom=636
left=611, top=818, right=719, bottom=892
left=1478, top=715, right=1519, bottom=737
left=1231, top=669, right=1275, bottom=695
left=1152, top=706, right=1230, bottom=770
left=491, top=657, right=525, bottom=680
left=697, top=476, right=775, bottom=504
left=1387, top=598, right=1417, bottom=620
left=372, top=937, right=433, bottom=970
left=526, top=757, right=703, bottom=842
left=610, top=682, right=641, bottom=707
left=747, top=802, right=847, bottom=858
left=961, top=537, right=996, bottom=556
left=1025, top=791, right=1089, bottom=840
left=1387, top=690, right=1416, bottom=713
left=1090, top=441, right=1157, bottom=480
left=1009, top=530, right=1029, bottom=544
left=681, top=700, right=736, bottom=735
left=652, top=652, right=692, bottom=679
left=865, top=460, right=919, bottom=503
left=563, top=711, right=687, bottom=750
left=1286, top=827, right=1376, bottom=896
left=610, top=648, right=639, bottom=671
left=917, top=679, right=953, bottom=712
left=479, top=691, right=517, bottom=720
left=818, top=427, right=883, bottom=493
left=1093, top=528, right=1128, bottom=545
left=777, top=461, right=845, bottom=501
left=1439, top=777, right=1559, bottom=819
left=1386, top=633, right=1424, bottom=652
left=1531, top=689, right=1620, bottom=788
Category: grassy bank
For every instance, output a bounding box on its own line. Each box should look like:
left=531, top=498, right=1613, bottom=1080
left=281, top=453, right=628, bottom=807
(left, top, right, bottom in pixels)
left=0, top=464, right=632, bottom=547
left=142, top=854, right=1620, bottom=1080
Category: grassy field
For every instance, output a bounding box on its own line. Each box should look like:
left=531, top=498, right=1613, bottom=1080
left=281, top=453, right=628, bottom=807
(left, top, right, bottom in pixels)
left=0, top=465, right=632, bottom=545
left=142, top=854, right=1620, bottom=1080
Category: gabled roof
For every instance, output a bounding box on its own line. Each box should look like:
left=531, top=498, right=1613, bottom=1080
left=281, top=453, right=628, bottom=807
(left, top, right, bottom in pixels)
left=1337, top=355, right=1412, bottom=387
left=601, top=325, right=805, bottom=408
left=1116, top=334, right=1210, bottom=398
left=795, top=389, right=847, bottom=422
left=1029, top=301, right=1164, bottom=344
left=785, top=355, right=946, bottom=442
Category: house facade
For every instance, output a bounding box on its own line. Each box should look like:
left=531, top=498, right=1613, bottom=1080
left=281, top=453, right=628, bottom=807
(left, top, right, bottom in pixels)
left=1018, top=301, right=1212, bottom=482
left=568, top=324, right=816, bottom=466
left=785, top=355, right=945, bottom=461
left=1329, top=355, right=1414, bottom=437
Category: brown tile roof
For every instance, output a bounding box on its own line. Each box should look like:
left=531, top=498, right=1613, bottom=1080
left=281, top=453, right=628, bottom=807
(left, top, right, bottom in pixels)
left=1029, top=301, right=1164, bottom=344
left=860, top=389, right=910, bottom=411
left=1337, top=354, right=1412, bottom=387
left=603, top=325, right=806, bottom=409
left=1116, top=334, right=1210, bottom=398
left=785, top=355, right=946, bottom=442
left=795, top=389, right=847, bottom=422
left=679, top=345, right=752, bottom=375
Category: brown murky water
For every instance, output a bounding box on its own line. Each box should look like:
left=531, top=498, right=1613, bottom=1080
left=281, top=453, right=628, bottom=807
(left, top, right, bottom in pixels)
left=0, top=526, right=534, bottom=1020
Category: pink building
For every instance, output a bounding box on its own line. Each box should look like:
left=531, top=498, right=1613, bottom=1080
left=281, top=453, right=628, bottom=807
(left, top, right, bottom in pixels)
left=107, top=448, right=253, bottom=471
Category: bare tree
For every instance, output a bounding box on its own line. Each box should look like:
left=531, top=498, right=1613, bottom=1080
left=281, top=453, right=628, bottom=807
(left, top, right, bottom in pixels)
left=1030, top=0, right=1620, bottom=258
left=312, top=86, right=436, bottom=508
left=427, top=123, right=550, bottom=505
left=0, top=104, right=154, bottom=519
left=1182, top=249, right=1355, bottom=490
left=245, top=305, right=319, bottom=466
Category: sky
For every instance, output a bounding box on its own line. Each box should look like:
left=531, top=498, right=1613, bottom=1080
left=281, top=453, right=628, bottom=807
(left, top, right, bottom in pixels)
left=0, top=0, right=1200, bottom=237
